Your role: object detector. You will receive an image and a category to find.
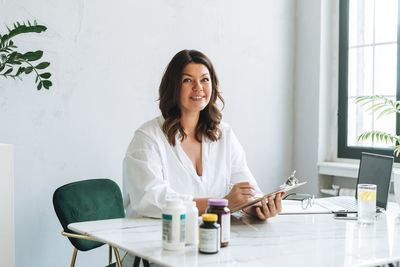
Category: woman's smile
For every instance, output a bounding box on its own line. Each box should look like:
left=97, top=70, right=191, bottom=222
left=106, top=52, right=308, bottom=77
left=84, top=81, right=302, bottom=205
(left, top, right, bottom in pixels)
left=190, top=95, right=205, bottom=100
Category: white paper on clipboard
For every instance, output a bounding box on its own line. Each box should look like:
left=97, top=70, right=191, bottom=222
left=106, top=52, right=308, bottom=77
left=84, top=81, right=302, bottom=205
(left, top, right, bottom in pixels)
left=230, top=182, right=307, bottom=213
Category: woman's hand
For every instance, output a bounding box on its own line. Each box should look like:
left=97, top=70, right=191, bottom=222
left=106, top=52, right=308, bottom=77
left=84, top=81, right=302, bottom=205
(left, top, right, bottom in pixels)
left=242, top=192, right=284, bottom=220
left=224, top=182, right=255, bottom=209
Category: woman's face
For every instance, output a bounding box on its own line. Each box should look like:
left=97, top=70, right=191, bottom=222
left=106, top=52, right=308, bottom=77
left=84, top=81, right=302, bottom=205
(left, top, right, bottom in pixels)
left=179, top=63, right=212, bottom=115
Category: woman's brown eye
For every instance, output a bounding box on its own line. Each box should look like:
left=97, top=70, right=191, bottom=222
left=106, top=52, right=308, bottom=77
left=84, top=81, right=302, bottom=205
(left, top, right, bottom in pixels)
left=183, top=78, right=191, bottom=83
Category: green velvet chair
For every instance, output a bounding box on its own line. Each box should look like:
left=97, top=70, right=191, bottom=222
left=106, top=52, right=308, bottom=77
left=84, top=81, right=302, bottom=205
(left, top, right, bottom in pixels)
left=53, top=178, right=126, bottom=267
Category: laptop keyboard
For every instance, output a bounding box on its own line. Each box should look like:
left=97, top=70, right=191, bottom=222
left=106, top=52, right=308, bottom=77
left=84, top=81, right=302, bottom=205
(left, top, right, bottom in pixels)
left=317, top=197, right=358, bottom=212
left=329, top=197, right=358, bottom=210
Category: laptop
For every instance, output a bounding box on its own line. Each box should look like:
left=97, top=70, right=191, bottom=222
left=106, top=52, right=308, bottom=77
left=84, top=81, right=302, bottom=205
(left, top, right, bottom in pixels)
left=318, top=152, right=394, bottom=213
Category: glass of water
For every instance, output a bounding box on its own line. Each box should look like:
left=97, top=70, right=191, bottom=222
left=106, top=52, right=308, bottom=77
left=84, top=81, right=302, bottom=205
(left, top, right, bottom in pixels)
left=357, top=184, right=377, bottom=225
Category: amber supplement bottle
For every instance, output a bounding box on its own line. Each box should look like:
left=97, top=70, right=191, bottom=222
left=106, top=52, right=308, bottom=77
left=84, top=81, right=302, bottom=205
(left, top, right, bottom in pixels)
left=199, top=214, right=220, bottom=254
left=206, top=198, right=230, bottom=247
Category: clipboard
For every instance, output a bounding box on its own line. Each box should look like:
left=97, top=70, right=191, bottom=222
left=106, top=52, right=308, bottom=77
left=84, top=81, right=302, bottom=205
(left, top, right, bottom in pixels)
left=230, top=182, right=307, bottom=213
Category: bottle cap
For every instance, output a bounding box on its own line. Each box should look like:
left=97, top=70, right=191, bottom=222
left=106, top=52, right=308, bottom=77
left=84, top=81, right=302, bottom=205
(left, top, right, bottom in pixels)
left=166, top=199, right=182, bottom=207
left=202, top=213, right=218, bottom=222
left=208, top=198, right=228, bottom=207
left=184, top=201, right=196, bottom=207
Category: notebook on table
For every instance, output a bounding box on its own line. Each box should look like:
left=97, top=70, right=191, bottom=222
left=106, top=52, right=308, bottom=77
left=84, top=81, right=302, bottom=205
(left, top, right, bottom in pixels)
left=317, top=152, right=394, bottom=213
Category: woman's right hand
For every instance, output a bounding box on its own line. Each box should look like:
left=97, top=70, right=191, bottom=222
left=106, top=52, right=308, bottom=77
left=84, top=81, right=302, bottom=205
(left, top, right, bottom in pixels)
left=224, top=182, right=255, bottom=209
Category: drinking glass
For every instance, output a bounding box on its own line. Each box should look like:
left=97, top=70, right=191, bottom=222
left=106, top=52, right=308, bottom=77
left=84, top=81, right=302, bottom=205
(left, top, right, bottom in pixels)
left=357, top=184, right=377, bottom=225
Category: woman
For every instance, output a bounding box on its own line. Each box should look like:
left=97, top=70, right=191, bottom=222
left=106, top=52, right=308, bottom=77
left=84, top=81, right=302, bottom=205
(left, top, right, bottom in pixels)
left=123, top=49, right=283, bottom=220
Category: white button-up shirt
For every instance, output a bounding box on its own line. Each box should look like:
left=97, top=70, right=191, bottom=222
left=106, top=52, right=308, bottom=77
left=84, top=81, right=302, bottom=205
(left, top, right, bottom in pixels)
left=123, top=116, right=262, bottom=218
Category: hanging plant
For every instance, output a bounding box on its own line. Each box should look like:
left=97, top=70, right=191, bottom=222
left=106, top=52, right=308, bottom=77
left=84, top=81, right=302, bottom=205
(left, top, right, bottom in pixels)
left=0, top=20, right=52, bottom=90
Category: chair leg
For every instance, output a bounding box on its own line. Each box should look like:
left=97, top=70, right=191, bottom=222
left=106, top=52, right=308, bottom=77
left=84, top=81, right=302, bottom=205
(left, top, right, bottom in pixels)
left=143, top=259, right=150, bottom=267
left=70, top=248, right=78, bottom=267
left=133, top=256, right=141, bottom=267
left=109, top=245, right=112, bottom=264
left=113, top=247, right=122, bottom=267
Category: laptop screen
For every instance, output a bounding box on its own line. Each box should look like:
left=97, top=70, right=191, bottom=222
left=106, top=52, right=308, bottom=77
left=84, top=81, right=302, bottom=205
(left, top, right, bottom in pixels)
left=356, top=152, right=394, bottom=209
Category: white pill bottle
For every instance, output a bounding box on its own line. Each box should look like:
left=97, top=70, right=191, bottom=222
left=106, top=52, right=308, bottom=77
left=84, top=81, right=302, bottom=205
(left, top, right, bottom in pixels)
left=162, top=199, right=186, bottom=250
left=184, top=201, right=199, bottom=246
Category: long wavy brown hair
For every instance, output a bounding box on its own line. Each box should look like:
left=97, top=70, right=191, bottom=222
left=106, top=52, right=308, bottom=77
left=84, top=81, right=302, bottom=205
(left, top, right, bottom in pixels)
left=159, top=49, right=225, bottom=146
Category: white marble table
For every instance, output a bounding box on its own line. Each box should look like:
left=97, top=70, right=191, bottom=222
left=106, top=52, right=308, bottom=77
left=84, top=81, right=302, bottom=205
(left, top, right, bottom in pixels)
left=69, top=208, right=400, bottom=267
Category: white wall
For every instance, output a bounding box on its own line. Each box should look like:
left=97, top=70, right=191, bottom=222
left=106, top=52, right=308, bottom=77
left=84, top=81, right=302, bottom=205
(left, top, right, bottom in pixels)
left=0, top=1, right=295, bottom=266
left=293, top=0, right=339, bottom=195
left=318, top=0, right=339, bottom=164
left=292, top=0, right=321, bottom=195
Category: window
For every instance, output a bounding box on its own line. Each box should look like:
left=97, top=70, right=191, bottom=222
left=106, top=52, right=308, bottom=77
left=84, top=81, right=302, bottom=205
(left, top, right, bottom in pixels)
left=338, top=0, right=400, bottom=160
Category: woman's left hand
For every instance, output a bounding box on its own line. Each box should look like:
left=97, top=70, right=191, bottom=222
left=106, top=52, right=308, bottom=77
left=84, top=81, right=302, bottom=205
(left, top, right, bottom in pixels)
left=242, top=192, right=284, bottom=220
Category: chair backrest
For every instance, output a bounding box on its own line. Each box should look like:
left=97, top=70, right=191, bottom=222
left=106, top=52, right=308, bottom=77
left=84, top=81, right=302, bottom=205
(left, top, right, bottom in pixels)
left=53, top=178, right=125, bottom=251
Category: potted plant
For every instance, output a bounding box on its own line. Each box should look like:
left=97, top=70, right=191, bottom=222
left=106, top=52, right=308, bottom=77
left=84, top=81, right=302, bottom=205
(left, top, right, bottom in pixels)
left=355, top=95, right=400, bottom=210
left=355, top=95, right=400, bottom=156
left=0, top=20, right=52, bottom=267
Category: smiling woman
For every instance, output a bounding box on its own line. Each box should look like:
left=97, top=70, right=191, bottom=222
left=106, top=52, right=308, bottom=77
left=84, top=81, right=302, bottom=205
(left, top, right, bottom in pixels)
left=122, top=49, right=283, bottom=224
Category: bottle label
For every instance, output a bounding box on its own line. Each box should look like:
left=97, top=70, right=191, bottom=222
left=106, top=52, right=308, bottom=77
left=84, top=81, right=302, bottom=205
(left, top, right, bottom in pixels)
left=180, top=214, right=186, bottom=243
left=221, top=213, right=230, bottom=243
left=199, top=228, right=220, bottom=253
left=162, top=214, right=172, bottom=242
left=162, top=213, right=185, bottom=244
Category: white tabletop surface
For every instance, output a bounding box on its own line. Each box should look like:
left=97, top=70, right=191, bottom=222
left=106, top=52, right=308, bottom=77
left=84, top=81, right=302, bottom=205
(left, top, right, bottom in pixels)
left=69, top=203, right=400, bottom=267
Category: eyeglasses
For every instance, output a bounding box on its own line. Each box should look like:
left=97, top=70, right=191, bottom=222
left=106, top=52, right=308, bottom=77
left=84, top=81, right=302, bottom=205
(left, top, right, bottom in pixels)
left=283, top=193, right=315, bottom=210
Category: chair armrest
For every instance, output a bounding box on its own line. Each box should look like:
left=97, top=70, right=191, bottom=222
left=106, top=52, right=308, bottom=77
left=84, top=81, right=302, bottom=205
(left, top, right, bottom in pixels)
left=61, top=231, right=96, bottom=241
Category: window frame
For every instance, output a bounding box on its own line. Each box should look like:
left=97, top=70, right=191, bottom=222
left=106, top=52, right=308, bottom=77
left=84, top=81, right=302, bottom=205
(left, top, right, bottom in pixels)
left=337, top=0, right=400, bottom=161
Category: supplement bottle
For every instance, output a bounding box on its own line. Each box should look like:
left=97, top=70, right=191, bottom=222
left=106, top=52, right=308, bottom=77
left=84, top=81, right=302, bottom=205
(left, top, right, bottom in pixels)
left=184, top=201, right=199, bottom=246
left=206, top=198, right=230, bottom=247
left=199, top=213, right=220, bottom=254
left=162, top=199, right=186, bottom=250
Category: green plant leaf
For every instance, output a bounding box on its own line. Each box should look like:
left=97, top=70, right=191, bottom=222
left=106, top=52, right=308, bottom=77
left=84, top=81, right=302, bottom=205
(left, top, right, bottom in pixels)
left=4, top=68, right=13, bottom=75
left=8, top=60, right=22, bottom=65
left=358, top=98, right=375, bottom=106
left=376, top=132, right=381, bottom=142
left=21, top=50, right=43, bottom=61
left=379, top=132, right=384, bottom=142
left=395, top=145, right=400, bottom=157
left=358, top=132, right=366, bottom=141
left=8, top=51, right=17, bottom=61
left=377, top=108, right=397, bottom=119
left=24, top=67, right=33, bottom=74
left=1, top=22, right=47, bottom=45
left=42, top=80, right=52, bottom=89
left=365, top=103, right=386, bottom=113
left=15, top=66, right=25, bottom=76
left=35, top=62, right=50, bottom=69
left=37, top=81, right=43, bottom=90
left=39, top=72, right=51, bottom=79
left=357, top=130, right=399, bottom=147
